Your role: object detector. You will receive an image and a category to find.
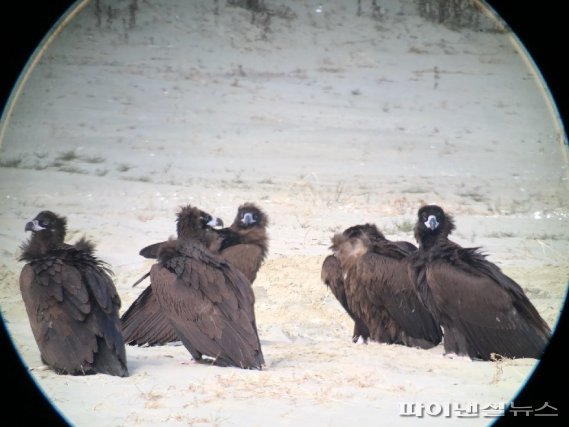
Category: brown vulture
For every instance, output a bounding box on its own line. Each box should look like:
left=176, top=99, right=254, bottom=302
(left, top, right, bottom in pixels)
left=409, top=204, right=551, bottom=360
left=323, top=224, right=442, bottom=348
left=120, top=207, right=223, bottom=346
left=139, top=203, right=269, bottom=283
left=146, top=204, right=264, bottom=369
left=18, top=211, right=128, bottom=376
left=321, top=225, right=372, bottom=343
left=121, top=203, right=269, bottom=347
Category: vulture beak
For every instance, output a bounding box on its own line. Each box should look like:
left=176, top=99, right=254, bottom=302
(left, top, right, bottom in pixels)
left=241, top=212, right=256, bottom=225
left=25, top=220, right=44, bottom=232
left=208, top=217, right=223, bottom=229
left=425, top=215, right=439, bottom=230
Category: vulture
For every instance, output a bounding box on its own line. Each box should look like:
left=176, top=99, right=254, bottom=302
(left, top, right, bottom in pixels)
left=121, top=203, right=269, bottom=347
left=18, top=211, right=128, bottom=376
left=147, top=204, right=264, bottom=369
left=139, top=203, right=269, bottom=283
left=409, top=204, right=551, bottom=360
left=321, top=225, right=372, bottom=343
left=326, top=224, right=442, bottom=348
left=120, top=207, right=223, bottom=346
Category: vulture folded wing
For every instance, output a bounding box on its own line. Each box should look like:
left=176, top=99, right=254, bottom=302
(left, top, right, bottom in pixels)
left=428, top=261, right=550, bottom=359
left=321, top=255, right=349, bottom=312
left=80, top=263, right=126, bottom=364
left=151, top=251, right=264, bottom=369
left=20, top=262, right=105, bottom=374
left=321, top=254, right=370, bottom=342
left=477, top=259, right=552, bottom=335
left=358, top=253, right=442, bottom=346
left=343, top=267, right=395, bottom=343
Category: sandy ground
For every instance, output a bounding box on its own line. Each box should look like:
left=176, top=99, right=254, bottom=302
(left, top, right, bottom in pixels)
left=1, top=1, right=568, bottom=426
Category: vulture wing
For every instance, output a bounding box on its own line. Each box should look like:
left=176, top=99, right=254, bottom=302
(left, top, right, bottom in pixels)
left=139, top=241, right=165, bottom=259
left=121, top=285, right=179, bottom=346
left=20, top=253, right=128, bottom=376
left=151, top=244, right=264, bottom=369
left=427, top=256, right=551, bottom=359
left=357, top=252, right=442, bottom=348
left=321, top=254, right=370, bottom=342
left=321, top=255, right=349, bottom=312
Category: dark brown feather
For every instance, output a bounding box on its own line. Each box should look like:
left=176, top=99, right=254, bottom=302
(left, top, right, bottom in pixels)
left=321, top=254, right=370, bottom=342
left=122, top=207, right=223, bottom=346
left=119, top=285, right=179, bottom=346
left=18, top=211, right=128, bottom=376
left=338, top=224, right=441, bottom=348
left=410, top=204, right=551, bottom=360
left=215, top=203, right=269, bottom=283
left=148, top=205, right=264, bottom=369
left=323, top=223, right=439, bottom=347
left=122, top=203, right=268, bottom=347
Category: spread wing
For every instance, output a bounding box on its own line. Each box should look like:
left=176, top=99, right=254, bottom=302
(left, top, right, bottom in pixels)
left=19, top=257, right=127, bottom=376
left=128, top=237, right=265, bottom=346
left=427, top=258, right=551, bottom=359
left=121, top=285, right=179, bottom=346
left=151, top=246, right=264, bottom=369
left=357, top=252, right=442, bottom=347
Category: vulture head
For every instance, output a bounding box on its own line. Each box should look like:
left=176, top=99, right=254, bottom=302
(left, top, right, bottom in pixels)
left=330, top=223, right=380, bottom=253
left=176, top=205, right=223, bottom=241
left=330, top=224, right=380, bottom=270
left=342, top=223, right=385, bottom=241
left=21, top=210, right=68, bottom=258
left=231, top=203, right=268, bottom=230
left=25, top=210, right=67, bottom=243
left=414, top=204, right=455, bottom=248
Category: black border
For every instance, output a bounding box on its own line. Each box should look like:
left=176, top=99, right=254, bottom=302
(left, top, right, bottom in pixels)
left=1, top=314, right=70, bottom=426
left=2, top=4, right=78, bottom=426
left=1, top=2, right=567, bottom=426
left=485, top=2, right=567, bottom=425
left=487, top=0, right=568, bottom=134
